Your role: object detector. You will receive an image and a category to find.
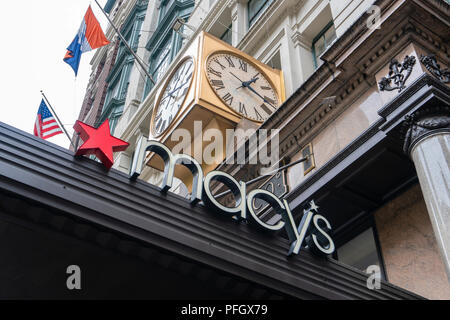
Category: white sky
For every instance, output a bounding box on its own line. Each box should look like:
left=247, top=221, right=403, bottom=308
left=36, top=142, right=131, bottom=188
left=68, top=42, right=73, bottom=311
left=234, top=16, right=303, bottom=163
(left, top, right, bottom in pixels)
left=0, top=0, right=109, bottom=149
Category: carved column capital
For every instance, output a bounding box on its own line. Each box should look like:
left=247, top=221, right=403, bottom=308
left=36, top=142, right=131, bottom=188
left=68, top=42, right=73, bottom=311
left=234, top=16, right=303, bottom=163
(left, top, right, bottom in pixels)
left=403, top=105, right=450, bottom=155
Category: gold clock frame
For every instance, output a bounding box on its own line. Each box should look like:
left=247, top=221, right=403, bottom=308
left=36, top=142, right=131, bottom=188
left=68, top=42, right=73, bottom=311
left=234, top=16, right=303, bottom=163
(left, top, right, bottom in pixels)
left=204, top=50, right=280, bottom=123
left=145, top=32, right=286, bottom=188
left=150, top=55, right=197, bottom=138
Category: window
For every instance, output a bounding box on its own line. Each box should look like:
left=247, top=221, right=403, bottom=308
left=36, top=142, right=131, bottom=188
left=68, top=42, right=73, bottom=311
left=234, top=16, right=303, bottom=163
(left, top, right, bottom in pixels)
left=336, top=227, right=386, bottom=279
left=159, top=0, right=176, bottom=22
left=143, top=1, right=195, bottom=99
left=130, top=15, right=144, bottom=49
left=151, top=39, right=173, bottom=84
left=101, top=60, right=132, bottom=134
left=312, top=22, right=337, bottom=68
left=220, top=25, right=232, bottom=45
left=108, top=104, right=125, bottom=134
left=248, top=0, right=274, bottom=27
left=105, top=61, right=132, bottom=106
left=267, top=51, right=281, bottom=70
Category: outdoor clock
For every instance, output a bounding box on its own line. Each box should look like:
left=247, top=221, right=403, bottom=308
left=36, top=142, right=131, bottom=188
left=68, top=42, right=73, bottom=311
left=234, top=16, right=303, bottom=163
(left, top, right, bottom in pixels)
left=145, top=32, right=285, bottom=189
left=151, top=56, right=195, bottom=137
left=205, top=52, right=279, bottom=122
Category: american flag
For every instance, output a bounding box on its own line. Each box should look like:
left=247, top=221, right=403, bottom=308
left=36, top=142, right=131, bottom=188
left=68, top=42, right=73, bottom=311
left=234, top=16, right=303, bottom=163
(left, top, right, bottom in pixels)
left=33, top=99, right=63, bottom=140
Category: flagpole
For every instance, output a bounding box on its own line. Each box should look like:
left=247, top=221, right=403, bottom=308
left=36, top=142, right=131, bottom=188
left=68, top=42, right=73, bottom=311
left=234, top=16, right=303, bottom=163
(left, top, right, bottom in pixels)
left=40, top=90, right=76, bottom=149
left=94, top=0, right=156, bottom=86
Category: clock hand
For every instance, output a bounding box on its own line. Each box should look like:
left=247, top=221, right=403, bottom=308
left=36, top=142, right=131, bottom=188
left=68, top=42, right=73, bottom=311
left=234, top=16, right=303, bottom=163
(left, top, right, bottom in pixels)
left=168, top=79, right=191, bottom=96
left=230, top=72, right=245, bottom=84
left=237, top=77, right=259, bottom=90
left=161, top=80, right=190, bottom=102
left=248, top=77, right=258, bottom=85
left=245, top=82, right=276, bottom=108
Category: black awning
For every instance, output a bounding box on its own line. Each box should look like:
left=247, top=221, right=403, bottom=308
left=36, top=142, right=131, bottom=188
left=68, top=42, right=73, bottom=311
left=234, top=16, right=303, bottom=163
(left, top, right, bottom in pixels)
left=0, top=121, right=422, bottom=300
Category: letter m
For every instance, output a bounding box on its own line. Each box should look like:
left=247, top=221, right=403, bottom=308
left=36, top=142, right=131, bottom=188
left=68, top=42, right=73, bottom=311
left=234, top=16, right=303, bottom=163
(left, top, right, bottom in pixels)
left=130, top=137, right=203, bottom=204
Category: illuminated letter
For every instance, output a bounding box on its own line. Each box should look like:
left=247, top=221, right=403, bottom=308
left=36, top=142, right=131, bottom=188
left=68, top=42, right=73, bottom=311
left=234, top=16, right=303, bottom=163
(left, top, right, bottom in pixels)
left=246, top=191, right=319, bottom=256
left=130, top=138, right=175, bottom=192
left=203, top=171, right=246, bottom=219
left=246, top=189, right=285, bottom=231
left=309, top=214, right=335, bottom=255
left=173, top=153, right=203, bottom=204
left=131, top=138, right=203, bottom=204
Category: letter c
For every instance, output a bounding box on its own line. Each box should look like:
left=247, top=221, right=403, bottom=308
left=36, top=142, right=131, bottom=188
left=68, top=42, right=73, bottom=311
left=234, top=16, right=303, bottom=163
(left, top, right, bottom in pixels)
left=246, top=189, right=285, bottom=231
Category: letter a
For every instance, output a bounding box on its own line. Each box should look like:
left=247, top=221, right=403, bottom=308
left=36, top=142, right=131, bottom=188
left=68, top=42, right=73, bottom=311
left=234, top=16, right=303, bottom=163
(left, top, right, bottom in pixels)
left=66, top=265, right=81, bottom=290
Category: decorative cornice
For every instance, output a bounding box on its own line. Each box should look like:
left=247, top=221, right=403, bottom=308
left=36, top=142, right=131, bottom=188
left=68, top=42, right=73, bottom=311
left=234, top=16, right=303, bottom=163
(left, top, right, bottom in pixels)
left=291, top=31, right=312, bottom=50
left=260, top=0, right=449, bottom=159
left=378, top=73, right=450, bottom=126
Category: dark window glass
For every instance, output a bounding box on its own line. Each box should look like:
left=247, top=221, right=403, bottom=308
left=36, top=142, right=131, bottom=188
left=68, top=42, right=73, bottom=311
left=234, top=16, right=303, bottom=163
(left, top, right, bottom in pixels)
left=337, top=227, right=382, bottom=274
left=267, top=51, right=281, bottom=70
left=220, top=25, right=232, bottom=45
left=248, top=0, right=274, bottom=27
left=312, top=22, right=337, bottom=68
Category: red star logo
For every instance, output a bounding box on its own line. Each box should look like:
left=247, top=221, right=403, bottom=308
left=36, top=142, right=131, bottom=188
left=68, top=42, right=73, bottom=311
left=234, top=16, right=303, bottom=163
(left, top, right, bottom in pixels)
left=73, top=120, right=129, bottom=169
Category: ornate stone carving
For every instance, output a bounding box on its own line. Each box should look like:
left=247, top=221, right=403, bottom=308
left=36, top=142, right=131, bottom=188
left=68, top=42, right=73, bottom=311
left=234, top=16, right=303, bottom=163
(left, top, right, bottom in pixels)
left=379, top=56, right=416, bottom=93
left=420, top=54, right=450, bottom=84
left=403, top=106, right=450, bottom=155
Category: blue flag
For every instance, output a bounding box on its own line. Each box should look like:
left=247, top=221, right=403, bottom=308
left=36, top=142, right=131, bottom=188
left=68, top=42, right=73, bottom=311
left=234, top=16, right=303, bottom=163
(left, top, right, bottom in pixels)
left=64, top=6, right=109, bottom=76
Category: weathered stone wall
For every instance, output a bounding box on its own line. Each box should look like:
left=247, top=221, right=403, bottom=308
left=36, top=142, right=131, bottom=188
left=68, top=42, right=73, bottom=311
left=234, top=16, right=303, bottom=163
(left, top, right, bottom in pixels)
left=375, top=184, right=450, bottom=300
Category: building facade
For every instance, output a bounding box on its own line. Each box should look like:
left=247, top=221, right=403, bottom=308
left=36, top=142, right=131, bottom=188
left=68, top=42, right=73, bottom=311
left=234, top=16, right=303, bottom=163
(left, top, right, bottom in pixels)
left=74, top=0, right=450, bottom=299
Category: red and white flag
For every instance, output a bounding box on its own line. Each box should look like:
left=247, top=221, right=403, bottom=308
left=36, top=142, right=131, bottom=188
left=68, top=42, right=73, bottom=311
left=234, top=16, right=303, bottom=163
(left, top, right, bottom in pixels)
left=33, top=99, right=63, bottom=140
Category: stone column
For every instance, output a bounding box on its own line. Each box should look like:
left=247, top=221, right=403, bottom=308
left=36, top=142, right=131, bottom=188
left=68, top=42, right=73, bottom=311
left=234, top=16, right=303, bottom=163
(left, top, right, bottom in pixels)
left=403, top=106, right=450, bottom=279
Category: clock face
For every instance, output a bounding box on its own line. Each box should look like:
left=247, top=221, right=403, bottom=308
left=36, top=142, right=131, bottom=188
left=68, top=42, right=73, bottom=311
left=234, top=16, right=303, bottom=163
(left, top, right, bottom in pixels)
left=205, top=52, right=279, bottom=122
left=152, top=57, right=194, bottom=136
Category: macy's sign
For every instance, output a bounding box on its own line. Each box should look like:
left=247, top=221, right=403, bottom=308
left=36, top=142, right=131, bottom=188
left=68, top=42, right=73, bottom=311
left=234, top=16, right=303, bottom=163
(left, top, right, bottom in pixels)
left=130, top=138, right=335, bottom=257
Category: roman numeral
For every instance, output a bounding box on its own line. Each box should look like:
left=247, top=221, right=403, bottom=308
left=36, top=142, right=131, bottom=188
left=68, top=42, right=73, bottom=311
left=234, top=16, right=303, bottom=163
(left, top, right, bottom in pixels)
left=185, top=72, right=193, bottom=80
left=211, top=79, right=225, bottom=90
left=239, top=102, right=247, bottom=116
left=208, top=68, right=222, bottom=77
left=225, top=56, right=235, bottom=67
left=155, top=118, right=162, bottom=132
left=254, top=108, right=264, bottom=121
left=239, top=60, right=247, bottom=72
left=264, top=96, right=276, bottom=106
left=223, top=93, right=234, bottom=105
left=260, top=104, right=272, bottom=116
left=214, top=59, right=226, bottom=70
left=261, top=86, right=271, bottom=90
